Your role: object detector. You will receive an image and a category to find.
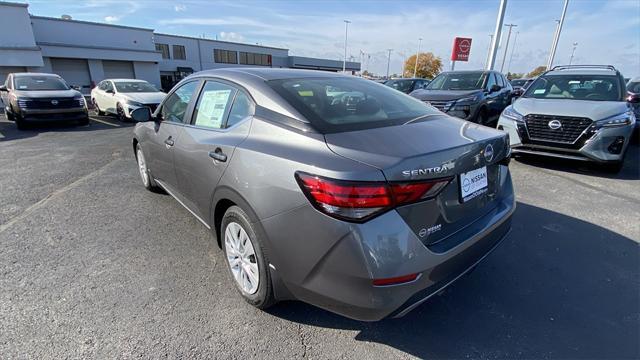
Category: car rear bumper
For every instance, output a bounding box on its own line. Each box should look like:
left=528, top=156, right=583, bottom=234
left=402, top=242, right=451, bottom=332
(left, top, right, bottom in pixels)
left=260, top=168, right=515, bottom=321
left=498, top=116, right=634, bottom=163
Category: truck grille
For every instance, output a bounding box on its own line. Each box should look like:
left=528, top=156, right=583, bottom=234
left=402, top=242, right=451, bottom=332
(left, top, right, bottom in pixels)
left=19, top=98, right=83, bottom=109
left=524, top=114, right=592, bottom=144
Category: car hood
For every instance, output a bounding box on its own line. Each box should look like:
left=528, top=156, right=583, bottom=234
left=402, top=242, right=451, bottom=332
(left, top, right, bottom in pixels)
left=120, top=92, right=166, bottom=104
left=513, top=98, right=629, bottom=121
left=13, top=89, right=82, bottom=98
left=410, top=89, right=482, bottom=101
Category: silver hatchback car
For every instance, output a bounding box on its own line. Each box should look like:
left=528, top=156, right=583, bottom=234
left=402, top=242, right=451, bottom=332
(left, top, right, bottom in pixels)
left=131, top=68, right=515, bottom=321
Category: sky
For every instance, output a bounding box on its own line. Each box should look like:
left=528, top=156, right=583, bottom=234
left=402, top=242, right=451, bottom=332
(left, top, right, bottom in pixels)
left=22, top=0, right=640, bottom=77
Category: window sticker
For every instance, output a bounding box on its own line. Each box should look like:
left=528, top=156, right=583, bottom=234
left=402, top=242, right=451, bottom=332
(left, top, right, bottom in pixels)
left=195, top=89, right=232, bottom=128
left=533, top=89, right=546, bottom=94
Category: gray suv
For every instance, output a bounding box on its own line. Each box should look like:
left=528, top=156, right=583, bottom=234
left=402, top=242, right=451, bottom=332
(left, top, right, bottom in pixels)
left=131, top=68, right=515, bottom=321
left=498, top=65, right=636, bottom=172
left=0, top=73, right=89, bottom=129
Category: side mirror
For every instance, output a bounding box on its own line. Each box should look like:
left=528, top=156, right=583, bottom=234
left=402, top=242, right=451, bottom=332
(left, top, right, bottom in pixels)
left=627, top=93, right=640, bottom=104
left=130, top=107, right=152, bottom=122
left=0, top=85, right=7, bottom=92
left=71, top=85, right=80, bottom=90
left=106, top=89, right=114, bottom=94
left=490, top=84, right=502, bottom=93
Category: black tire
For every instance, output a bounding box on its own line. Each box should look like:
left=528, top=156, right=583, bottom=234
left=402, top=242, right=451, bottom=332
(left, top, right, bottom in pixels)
left=221, top=205, right=275, bottom=309
left=475, top=108, right=489, bottom=126
left=135, top=144, right=161, bottom=192
left=5, top=107, right=15, bottom=121
left=116, top=103, right=128, bottom=122
left=78, top=117, right=90, bottom=126
left=92, top=99, right=105, bottom=116
left=15, top=116, right=27, bottom=130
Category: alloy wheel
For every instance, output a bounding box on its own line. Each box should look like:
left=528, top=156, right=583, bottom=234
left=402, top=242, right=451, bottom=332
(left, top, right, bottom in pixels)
left=225, top=221, right=260, bottom=295
left=136, top=148, right=149, bottom=187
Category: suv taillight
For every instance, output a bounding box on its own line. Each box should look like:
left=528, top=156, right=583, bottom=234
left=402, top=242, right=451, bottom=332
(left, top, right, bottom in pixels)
left=295, top=172, right=451, bottom=222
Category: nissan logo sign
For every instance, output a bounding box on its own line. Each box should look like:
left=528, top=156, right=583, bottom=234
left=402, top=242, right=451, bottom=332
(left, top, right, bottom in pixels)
left=51, top=100, right=58, bottom=105
left=484, top=144, right=494, bottom=162
left=548, top=120, right=562, bottom=130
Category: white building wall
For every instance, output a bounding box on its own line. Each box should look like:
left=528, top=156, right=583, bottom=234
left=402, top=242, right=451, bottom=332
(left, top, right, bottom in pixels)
left=133, top=62, right=161, bottom=88
left=0, top=2, right=43, bottom=67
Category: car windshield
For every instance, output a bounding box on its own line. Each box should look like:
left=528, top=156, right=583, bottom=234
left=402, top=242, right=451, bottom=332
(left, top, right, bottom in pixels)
left=14, top=76, right=69, bottom=91
left=523, top=75, right=622, bottom=101
left=385, top=79, right=413, bottom=93
left=114, top=81, right=158, bottom=93
left=267, top=77, right=441, bottom=133
left=511, top=79, right=527, bottom=87
left=426, top=72, right=486, bottom=90
left=627, top=81, right=640, bottom=94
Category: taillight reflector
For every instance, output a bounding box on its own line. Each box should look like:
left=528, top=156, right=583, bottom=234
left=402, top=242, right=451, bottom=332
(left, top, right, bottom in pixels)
left=372, top=273, right=420, bottom=286
left=295, top=172, right=451, bottom=222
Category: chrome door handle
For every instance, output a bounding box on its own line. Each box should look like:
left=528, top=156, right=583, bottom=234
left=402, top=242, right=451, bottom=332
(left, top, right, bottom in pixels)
left=164, top=137, right=174, bottom=148
left=208, top=148, right=227, bottom=162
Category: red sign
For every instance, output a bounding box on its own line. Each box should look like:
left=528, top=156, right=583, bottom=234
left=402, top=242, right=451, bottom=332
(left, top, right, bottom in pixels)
left=451, top=37, right=472, bottom=62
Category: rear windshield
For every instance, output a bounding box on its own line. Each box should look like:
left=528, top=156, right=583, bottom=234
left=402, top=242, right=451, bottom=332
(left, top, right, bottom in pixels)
left=385, top=79, right=414, bottom=93
left=524, top=75, right=623, bottom=101
left=426, top=72, right=486, bottom=91
left=267, top=77, right=441, bottom=133
left=511, top=79, right=527, bottom=87
left=627, top=81, right=640, bottom=94
left=115, top=81, right=158, bottom=93
left=14, top=76, right=69, bottom=91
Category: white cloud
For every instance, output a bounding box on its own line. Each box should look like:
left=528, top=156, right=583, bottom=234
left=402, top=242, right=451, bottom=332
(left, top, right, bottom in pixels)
left=174, top=4, right=186, bottom=12
left=219, top=31, right=245, bottom=42
left=104, top=15, right=119, bottom=23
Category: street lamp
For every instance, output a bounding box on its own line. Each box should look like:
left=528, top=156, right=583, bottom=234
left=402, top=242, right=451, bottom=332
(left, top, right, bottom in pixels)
left=413, top=37, right=422, bottom=78
left=386, top=48, right=393, bottom=79
left=547, top=0, right=569, bottom=69
left=569, top=42, right=578, bottom=65
left=500, top=23, right=517, bottom=73
left=342, top=20, right=351, bottom=73
left=507, top=31, right=519, bottom=74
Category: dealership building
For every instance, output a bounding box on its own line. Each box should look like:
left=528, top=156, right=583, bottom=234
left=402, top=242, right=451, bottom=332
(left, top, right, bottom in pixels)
left=0, top=1, right=360, bottom=94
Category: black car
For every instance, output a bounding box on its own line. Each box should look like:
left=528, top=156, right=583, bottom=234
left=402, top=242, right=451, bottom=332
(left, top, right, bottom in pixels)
left=0, top=73, right=89, bottom=130
left=410, top=70, right=512, bottom=127
left=510, top=78, right=534, bottom=97
left=384, top=78, right=430, bottom=94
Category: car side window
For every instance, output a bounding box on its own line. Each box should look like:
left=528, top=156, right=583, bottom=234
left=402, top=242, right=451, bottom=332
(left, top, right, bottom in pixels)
left=191, top=81, right=236, bottom=129
left=486, top=73, right=497, bottom=90
left=226, top=90, right=255, bottom=128
left=98, top=81, right=106, bottom=91
left=496, top=74, right=505, bottom=88
left=161, top=81, right=199, bottom=123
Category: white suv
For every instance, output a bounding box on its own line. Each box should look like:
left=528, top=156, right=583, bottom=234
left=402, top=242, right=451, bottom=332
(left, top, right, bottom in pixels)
left=498, top=65, right=635, bottom=172
left=91, top=79, right=166, bottom=121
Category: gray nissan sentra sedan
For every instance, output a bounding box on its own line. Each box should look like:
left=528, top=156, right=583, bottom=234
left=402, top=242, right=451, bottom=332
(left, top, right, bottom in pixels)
left=130, top=68, right=515, bottom=321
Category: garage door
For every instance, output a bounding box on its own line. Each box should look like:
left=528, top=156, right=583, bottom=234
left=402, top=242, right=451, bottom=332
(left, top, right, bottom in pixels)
left=103, top=61, right=135, bottom=79
left=50, top=58, right=91, bottom=94
left=0, top=66, right=26, bottom=86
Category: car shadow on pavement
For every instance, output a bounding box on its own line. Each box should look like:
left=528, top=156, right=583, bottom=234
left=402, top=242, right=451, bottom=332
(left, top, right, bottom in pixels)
left=0, top=116, right=133, bottom=142
left=268, top=202, right=640, bottom=359
left=513, top=140, right=640, bottom=181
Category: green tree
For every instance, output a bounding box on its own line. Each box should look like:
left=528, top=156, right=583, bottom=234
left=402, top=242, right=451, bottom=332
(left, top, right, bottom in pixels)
left=526, top=66, right=547, bottom=78
left=403, top=52, right=442, bottom=79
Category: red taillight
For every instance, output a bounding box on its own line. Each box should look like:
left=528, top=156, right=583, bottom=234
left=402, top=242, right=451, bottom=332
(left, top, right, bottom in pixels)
left=372, top=273, right=420, bottom=286
left=295, top=172, right=451, bottom=222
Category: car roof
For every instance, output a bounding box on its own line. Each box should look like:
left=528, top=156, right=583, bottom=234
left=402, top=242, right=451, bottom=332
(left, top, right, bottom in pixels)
left=106, top=79, right=148, bottom=82
left=545, top=68, right=618, bottom=76
left=192, top=68, right=348, bottom=81
left=12, top=72, right=62, bottom=78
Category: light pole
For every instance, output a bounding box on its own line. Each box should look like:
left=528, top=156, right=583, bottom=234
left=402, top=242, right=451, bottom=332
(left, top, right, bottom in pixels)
left=547, top=0, right=569, bottom=69
left=507, top=31, right=519, bottom=74
left=484, top=34, right=494, bottom=69
left=342, top=20, right=351, bottom=73
left=487, top=0, right=508, bottom=70
left=397, top=51, right=407, bottom=77
left=500, top=23, right=517, bottom=72
left=413, top=37, right=422, bottom=78
left=386, top=48, right=393, bottom=79
left=569, top=42, right=578, bottom=65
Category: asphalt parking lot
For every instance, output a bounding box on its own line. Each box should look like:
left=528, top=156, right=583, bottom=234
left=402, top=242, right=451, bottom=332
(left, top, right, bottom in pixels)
left=0, top=114, right=638, bottom=359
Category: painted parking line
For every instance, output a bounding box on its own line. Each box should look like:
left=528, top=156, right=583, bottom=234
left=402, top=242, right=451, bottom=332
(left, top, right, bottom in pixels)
left=89, top=116, right=120, bottom=127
